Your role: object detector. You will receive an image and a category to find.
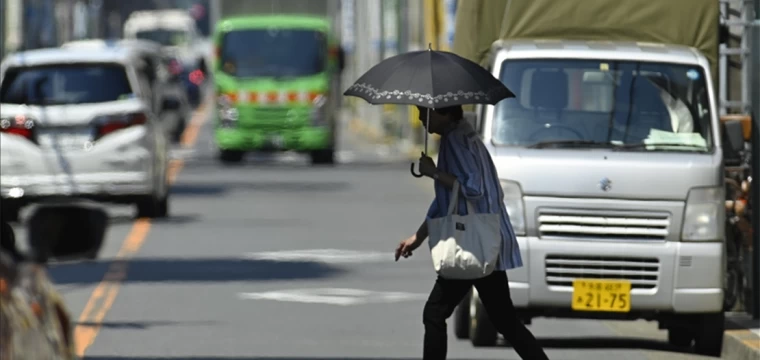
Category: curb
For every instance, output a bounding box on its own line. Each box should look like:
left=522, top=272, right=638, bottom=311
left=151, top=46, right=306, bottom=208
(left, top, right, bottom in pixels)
left=723, top=327, right=760, bottom=360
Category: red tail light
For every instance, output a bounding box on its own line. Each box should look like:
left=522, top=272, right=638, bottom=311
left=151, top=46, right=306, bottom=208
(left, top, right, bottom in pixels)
left=94, top=113, right=147, bottom=140
left=168, top=59, right=184, bottom=76
left=0, top=115, right=35, bottom=141
left=189, top=69, right=205, bottom=85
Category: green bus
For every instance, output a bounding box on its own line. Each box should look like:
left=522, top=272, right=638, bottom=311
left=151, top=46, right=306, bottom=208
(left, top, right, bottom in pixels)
left=211, top=15, right=345, bottom=164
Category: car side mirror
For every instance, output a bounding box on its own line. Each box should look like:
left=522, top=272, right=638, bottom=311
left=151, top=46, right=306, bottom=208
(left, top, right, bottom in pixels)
left=26, top=204, right=108, bottom=263
left=162, top=97, right=181, bottom=111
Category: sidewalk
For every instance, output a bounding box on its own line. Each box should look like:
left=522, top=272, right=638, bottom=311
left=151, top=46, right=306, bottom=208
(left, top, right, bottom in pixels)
left=723, top=312, right=760, bottom=360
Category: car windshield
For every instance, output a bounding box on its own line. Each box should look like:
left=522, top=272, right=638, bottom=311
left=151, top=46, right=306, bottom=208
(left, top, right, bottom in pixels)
left=0, top=64, right=134, bottom=105
left=491, top=59, right=713, bottom=152
left=135, top=29, right=189, bottom=47
left=219, top=28, right=327, bottom=78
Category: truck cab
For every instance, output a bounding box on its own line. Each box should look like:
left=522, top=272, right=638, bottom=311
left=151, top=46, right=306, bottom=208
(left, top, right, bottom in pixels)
left=211, top=15, right=345, bottom=165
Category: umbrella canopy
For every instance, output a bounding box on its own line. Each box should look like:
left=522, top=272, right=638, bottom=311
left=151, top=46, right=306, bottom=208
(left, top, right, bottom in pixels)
left=343, top=48, right=515, bottom=107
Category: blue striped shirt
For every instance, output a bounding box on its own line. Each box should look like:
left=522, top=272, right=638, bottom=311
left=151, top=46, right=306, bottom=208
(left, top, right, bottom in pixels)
left=425, top=120, right=523, bottom=270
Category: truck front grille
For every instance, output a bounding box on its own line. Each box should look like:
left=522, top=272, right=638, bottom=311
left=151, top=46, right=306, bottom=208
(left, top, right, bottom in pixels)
left=545, top=255, right=660, bottom=289
left=537, top=211, right=670, bottom=240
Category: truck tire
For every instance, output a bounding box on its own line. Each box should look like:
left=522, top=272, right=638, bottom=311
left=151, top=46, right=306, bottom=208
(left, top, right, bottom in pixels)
left=310, top=149, right=335, bottom=165
left=453, top=289, right=471, bottom=339
left=219, top=150, right=245, bottom=164
left=469, top=292, right=498, bottom=347
left=667, top=327, right=693, bottom=347
left=693, top=312, right=724, bottom=357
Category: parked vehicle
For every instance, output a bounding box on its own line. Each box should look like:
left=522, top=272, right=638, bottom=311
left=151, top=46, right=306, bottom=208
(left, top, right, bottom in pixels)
left=62, top=39, right=193, bottom=143
left=123, top=9, right=209, bottom=108
left=721, top=115, right=754, bottom=312
left=211, top=14, right=345, bottom=164
left=0, top=46, right=170, bottom=221
left=451, top=0, right=731, bottom=356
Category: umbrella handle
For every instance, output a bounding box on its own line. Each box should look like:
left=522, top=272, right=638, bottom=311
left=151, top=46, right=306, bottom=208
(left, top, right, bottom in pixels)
left=410, top=162, right=424, bottom=178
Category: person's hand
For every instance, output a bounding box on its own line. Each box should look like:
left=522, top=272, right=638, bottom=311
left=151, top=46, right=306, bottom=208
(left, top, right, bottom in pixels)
left=395, top=234, right=423, bottom=261
left=418, top=154, right=437, bottom=178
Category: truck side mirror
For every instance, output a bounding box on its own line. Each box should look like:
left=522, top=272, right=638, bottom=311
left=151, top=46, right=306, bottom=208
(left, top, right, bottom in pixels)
left=721, top=119, right=746, bottom=164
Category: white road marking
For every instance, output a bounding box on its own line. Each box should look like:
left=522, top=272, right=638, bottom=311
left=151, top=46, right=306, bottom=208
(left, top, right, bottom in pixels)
left=243, top=249, right=392, bottom=264
left=238, top=288, right=428, bottom=306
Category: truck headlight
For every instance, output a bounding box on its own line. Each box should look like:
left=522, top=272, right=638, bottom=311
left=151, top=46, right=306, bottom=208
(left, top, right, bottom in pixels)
left=500, top=180, right=526, bottom=236
left=310, top=95, right=328, bottom=126
left=681, top=186, right=725, bottom=241
left=217, top=94, right=238, bottom=127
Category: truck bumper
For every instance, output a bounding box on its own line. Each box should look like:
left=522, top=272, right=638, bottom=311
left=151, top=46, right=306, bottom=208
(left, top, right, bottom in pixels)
left=215, top=126, right=331, bottom=151
left=506, top=237, right=724, bottom=315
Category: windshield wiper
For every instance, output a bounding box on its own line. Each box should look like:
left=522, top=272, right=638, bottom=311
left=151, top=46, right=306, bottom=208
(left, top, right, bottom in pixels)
left=527, top=140, right=615, bottom=149
left=612, top=143, right=708, bottom=151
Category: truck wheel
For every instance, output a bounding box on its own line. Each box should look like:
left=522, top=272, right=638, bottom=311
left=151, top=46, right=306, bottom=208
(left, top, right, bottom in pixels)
left=667, top=327, right=693, bottom=347
left=310, top=149, right=334, bottom=165
left=453, top=288, right=471, bottom=339
left=693, top=312, right=724, bottom=357
left=469, top=291, right=498, bottom=347
left=219, top=150, right=245, bottom=164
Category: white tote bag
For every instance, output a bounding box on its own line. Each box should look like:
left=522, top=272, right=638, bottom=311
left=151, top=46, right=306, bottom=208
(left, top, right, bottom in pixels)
left=427, top=180, right=502, bottom=279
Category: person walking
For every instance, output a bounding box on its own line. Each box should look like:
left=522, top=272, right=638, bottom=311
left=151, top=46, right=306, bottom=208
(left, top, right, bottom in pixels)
left=395, top=105, right=549, bottom=360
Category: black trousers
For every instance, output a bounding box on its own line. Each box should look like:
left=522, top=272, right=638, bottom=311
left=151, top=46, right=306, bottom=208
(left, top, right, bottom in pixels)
left=422, top=271, right=549, bottom=360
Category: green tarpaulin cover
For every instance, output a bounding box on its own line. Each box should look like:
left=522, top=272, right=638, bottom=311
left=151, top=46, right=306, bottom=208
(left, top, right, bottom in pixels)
left=453, top=0, right=720, bottom=84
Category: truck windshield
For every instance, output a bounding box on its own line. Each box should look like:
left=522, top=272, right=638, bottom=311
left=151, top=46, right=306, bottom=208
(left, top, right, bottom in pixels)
left=135, top=29, right=189, bottom=47
left=219, top=28, right=327, bottom=78
left=492, top=59, right=713, bottom=152
left=0, top=64, right=134, bottom=105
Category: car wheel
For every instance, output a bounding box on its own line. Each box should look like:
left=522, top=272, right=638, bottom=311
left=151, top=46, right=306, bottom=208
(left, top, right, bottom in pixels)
left=310, top=149, right=335, bottom=165
left=693, top=312, right=724, bottom=357
left=453, top=288, right=471, bottom=339
left=469, top=290, right=498, bottom=347
left=1, top=202, right=21, bottom=223
left=173, top=116, right=187, bottom=144
left=219, top=149, right=245, bottom=164
left=136, top=193, right=168, bottom=219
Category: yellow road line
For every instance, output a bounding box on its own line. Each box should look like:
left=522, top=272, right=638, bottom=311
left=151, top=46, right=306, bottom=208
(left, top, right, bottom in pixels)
left=73, top=98, right=211, bottom=357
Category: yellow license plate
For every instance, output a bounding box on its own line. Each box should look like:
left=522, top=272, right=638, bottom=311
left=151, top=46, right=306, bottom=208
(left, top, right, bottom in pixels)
left=571, top=279, right=631, bottom=312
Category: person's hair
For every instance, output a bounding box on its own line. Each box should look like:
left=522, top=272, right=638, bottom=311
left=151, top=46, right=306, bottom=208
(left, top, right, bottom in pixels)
left=433, top=105, right=464, bottom=121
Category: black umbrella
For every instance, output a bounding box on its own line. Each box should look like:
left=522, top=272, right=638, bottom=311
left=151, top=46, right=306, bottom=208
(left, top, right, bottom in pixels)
left=343, top=45, right=515, bottom=177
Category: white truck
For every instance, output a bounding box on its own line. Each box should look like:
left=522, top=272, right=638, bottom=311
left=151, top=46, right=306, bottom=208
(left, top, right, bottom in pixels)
left=450, top=0, right=740, bottom=357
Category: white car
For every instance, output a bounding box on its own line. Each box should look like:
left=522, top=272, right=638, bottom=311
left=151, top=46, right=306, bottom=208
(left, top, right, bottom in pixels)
left=0, top=46, right=170, bottom=222
left=123, top=9, right=208, bottom=74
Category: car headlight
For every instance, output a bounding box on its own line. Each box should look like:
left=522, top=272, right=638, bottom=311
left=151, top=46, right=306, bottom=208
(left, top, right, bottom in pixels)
left=500, top=180, right=526, bottom=236
left=310, top=95, right=328, bottom=126
left=681, top=186, right=725, bottom=241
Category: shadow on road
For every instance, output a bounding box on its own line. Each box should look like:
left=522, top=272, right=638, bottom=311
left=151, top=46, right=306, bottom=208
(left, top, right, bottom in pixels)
left=169, top=180, right=352, bottom=197
left=75, top=320, right=218, bottom=330
left=85, top=355, right=492, bottom=360
left=48, top=257, right=346, bottom=285
left=492, top=335, right=694, bottom=355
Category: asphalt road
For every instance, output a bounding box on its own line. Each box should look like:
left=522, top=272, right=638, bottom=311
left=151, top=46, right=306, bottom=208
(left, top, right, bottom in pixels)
left=14, top=103, right=719, bottom=360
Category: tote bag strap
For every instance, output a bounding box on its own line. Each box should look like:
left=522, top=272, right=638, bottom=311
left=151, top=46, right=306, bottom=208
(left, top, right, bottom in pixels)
left=445, top=179, right=477, bottom=216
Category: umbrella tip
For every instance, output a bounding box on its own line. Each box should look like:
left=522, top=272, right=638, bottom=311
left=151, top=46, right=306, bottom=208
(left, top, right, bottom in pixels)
left=428, top=43, right=432, bottom=51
